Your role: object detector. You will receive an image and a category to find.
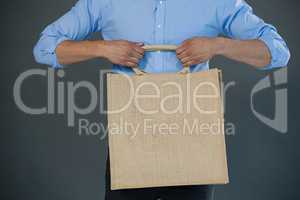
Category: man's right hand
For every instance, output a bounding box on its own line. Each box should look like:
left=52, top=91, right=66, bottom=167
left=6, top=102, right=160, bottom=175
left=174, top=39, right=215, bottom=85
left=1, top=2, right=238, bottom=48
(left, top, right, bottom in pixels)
left=100, top=40, right=145, bottom=68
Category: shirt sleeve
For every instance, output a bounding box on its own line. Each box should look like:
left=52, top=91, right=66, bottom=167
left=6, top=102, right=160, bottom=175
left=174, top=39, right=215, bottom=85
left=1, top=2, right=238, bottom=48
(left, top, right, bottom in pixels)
left=33, top=0, right=103, bottom=68
left=218, top=0, right=290, bottom=69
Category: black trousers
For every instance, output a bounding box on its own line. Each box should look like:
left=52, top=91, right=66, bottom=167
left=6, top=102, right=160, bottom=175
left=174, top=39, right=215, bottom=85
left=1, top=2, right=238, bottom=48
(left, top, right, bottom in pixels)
left=105, top=158, right=215, bottom=200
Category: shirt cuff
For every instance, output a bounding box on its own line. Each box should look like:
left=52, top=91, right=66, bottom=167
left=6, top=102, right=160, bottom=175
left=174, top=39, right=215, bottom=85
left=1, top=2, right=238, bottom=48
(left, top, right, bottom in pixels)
left=258, top=33, right=291, bottom=70
left=257, top=35, right=278, bottom=70
left=47, top=36, right=70, bottom=68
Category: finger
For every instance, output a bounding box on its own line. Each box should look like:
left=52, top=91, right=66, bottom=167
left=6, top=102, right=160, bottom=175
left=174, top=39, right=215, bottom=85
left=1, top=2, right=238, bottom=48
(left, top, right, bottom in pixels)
left=123, top=61, right=138, bottom=68
left=131, top=42, right=145, bottom=56
left=181, top=55, right=199, bottom=66
left=180, top=56, right=193, bottom=64
left=133, top=46, right=145, bottom=57
left=126, top=44, right=144, bottom=58
left=176, top=45, right=188, bottom=55
left=177, top=45, right=193, bottom=57
left=118, top=56, right=137, bottom=67
left=177, top=49, right=191, bottom=60
left=133, top=42, right=144, bottom=46
left=183, top=57, right=205, bottom=66
left=129, top=50, right=143, bottom=59
left=176, top=39, right=192, bottom=54
left=127, top=56, right=140, bottom=64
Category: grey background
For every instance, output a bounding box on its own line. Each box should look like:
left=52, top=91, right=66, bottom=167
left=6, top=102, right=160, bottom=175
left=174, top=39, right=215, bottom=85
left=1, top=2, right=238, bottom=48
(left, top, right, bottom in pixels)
left=1, top=0, right=299, bottom=200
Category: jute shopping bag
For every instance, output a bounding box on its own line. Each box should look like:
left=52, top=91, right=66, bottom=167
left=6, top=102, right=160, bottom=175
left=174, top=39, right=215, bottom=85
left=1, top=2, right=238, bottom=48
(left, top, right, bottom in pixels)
left=107, top=45, right=229, bottom=190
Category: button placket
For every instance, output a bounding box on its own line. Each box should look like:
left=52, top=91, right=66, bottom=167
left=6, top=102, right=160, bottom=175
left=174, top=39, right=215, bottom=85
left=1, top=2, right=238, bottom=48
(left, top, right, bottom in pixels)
left=154, top=0, right=166, bottom=71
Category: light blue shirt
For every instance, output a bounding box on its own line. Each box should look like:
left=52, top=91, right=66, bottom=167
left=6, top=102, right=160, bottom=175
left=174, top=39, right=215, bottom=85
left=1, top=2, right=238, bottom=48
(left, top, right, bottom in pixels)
left=33, top=0, right=290, bottom=73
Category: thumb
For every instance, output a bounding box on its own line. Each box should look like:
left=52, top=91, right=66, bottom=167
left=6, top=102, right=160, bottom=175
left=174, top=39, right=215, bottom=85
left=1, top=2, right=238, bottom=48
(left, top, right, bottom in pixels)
left=135, top=42, right=144, bottom=46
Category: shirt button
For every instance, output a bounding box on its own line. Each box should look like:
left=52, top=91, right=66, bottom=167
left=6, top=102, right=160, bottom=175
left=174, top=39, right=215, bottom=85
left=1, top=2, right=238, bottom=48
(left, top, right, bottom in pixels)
left=159, top=1, right=163, bottom=4
left=157, top=24, right=161, bottom=28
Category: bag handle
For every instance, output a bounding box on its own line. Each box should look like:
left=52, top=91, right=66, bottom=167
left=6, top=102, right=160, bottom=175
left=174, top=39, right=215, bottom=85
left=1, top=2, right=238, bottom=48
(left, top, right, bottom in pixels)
left=132, top=45, right=190, bottom=75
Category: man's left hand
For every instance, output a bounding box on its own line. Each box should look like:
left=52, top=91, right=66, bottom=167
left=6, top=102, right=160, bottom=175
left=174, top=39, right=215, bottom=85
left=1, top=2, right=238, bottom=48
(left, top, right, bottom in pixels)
left=176, top=37, right=221, bottom=66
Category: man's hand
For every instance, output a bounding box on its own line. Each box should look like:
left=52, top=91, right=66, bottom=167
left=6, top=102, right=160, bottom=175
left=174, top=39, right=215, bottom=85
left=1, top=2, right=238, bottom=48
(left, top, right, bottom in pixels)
left=176, top=37, right=221, bottom=66
left=101, top=40, right=145, bottom=68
